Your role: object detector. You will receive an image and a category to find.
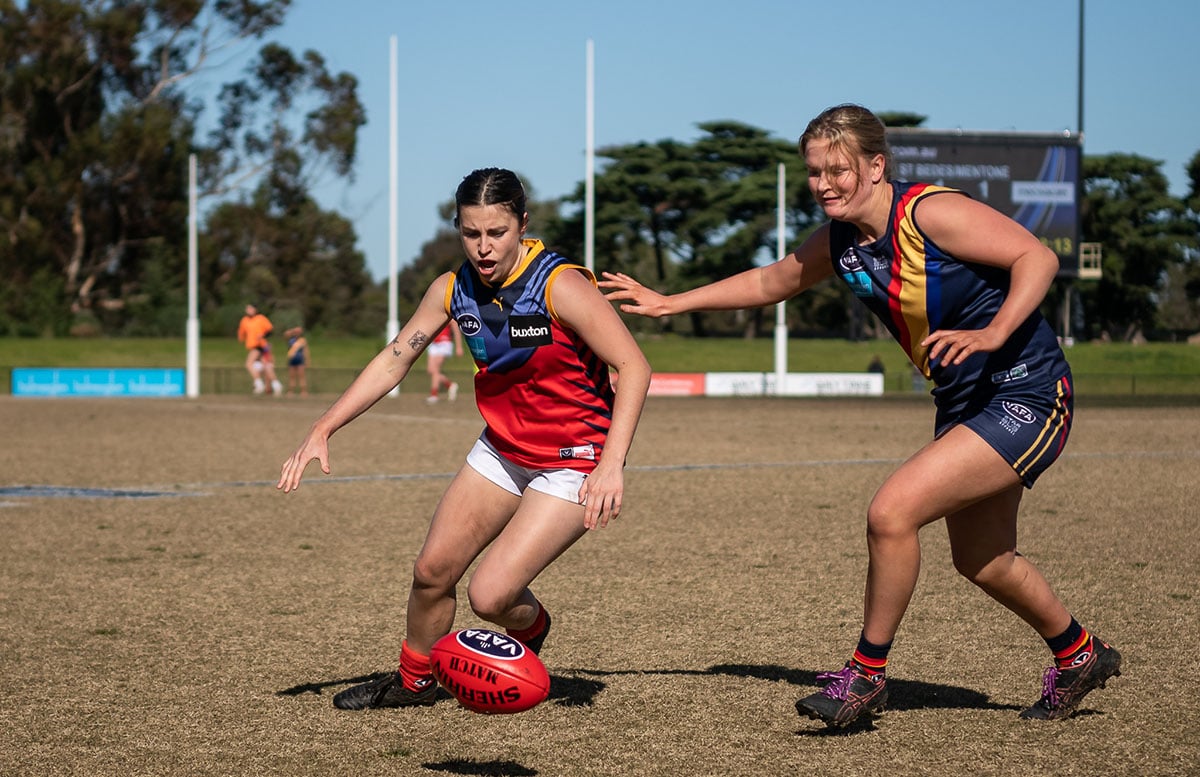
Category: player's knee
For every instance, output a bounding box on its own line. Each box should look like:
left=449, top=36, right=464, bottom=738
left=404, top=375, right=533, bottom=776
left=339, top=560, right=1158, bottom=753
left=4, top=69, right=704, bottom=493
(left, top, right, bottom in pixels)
left=865, top=498, right=916, bottom=542
left=411, top=553, right=458, bottom=596
left=952, top=550, right=1013, bottom=590
left=465, top=579, right=517, bottom=622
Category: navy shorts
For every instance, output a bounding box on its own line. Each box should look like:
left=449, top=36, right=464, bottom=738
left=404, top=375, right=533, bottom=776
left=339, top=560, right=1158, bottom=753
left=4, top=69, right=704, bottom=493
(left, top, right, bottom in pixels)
left=935, top=372, right=1074, bottom=488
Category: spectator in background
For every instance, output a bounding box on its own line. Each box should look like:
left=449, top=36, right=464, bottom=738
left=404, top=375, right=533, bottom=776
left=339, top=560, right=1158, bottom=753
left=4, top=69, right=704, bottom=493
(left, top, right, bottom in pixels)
left=237, top=304, right=282, bottom=396
left=867, top=354, right=885, bottom=375
left=425, top=319, right=463, bottom=403
left=285, top=326, right=310, bottom=397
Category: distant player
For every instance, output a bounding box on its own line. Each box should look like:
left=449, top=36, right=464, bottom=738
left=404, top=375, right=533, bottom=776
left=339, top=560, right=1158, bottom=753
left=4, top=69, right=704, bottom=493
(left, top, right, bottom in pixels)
left=602, top=104, right=1120, bottom=727
left=278, top=168, right=651, bottom=711
left=237, top=304, right=282, bottom=396
left=285, top=326, right=309, bottom=397
left=424, top=319, right=462, bottom=403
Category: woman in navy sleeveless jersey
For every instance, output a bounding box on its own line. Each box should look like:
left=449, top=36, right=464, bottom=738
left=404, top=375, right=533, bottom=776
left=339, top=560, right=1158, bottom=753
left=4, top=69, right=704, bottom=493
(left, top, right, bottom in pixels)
left=279, top=168, right=651, bottom=711
left=601, top=105, right=1119, bottom=728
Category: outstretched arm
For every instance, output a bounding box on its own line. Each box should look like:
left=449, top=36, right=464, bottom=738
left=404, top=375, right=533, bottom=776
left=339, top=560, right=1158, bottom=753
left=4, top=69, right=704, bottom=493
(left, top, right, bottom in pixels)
left=599, top=224, right=835, bottom=317
left=277, top=274, right=453, bottom=492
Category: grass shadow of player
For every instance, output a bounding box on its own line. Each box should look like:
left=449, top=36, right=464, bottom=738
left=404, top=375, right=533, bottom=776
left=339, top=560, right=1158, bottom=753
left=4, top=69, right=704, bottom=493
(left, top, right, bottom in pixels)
left=419, top=759, right=537, bottom=776
left=545, top=673, right=605, bottom=707
left=276, top=671, right=453, bottom=703
left=279, top=663, right=1035, bottom=727
left=277, top=670, right=606, bottom=710
left=708, top=663, right=1025, bottom=715
left=553, top=663, right=1025, bottom=720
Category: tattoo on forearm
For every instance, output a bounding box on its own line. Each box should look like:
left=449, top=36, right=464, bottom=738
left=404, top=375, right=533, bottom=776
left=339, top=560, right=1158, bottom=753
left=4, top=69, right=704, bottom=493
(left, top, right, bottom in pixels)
left=390, top=334, right=405, bottom=356
left=407, top=331, right=429, bottom=352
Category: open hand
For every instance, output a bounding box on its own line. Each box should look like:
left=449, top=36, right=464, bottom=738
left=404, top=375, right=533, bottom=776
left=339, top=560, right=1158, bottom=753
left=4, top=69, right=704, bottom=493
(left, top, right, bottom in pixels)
left=277, top=434, right=331, bottom=493
left=598, top=272, right=670, bottom=318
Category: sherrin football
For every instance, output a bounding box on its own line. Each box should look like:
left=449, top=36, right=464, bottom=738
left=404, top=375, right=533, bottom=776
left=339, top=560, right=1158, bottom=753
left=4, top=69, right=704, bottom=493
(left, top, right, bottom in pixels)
left=430, top=629, right=551, bottom=714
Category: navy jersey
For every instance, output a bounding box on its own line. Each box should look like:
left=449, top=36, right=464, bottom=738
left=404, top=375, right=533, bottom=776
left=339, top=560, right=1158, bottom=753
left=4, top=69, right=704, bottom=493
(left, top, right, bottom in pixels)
left=446, top=239, right=615, bottom=472
left=828, top=181, right=1070, bottom=419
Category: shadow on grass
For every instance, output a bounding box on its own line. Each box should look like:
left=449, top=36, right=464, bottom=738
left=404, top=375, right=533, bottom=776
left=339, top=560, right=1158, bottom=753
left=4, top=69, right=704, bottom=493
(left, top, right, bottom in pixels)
left=277, top=669, right=605, bottom=710
left=276, top=671, right=455, bottom=704
left=419, top=759, right=536, bottom=776
left=555, top=663, right=1024, bottom=717
left=277, top=662, right=1024, bottom=721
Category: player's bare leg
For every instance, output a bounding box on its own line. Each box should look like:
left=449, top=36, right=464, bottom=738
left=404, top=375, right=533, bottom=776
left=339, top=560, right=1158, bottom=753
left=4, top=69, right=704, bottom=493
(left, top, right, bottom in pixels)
left=468, top=490, right=587, bottom=653
left=332, top=465, right=520, bottom=710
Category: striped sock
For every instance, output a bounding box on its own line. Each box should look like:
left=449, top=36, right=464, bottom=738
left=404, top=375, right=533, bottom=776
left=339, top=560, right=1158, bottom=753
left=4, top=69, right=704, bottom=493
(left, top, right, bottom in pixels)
left=851, top=632, right=892, bottom=678
left=1046, top=618, right=1093, bottom=669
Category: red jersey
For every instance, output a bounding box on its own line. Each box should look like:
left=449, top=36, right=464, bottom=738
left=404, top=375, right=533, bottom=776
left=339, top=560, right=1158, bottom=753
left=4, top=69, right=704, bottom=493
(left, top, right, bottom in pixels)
left=445, top=239, right=614, bottom=473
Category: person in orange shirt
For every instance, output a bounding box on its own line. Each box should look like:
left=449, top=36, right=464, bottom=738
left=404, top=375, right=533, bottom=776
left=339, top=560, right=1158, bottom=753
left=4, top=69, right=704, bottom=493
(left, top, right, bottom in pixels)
left=237, top=304, right=282, bottom=395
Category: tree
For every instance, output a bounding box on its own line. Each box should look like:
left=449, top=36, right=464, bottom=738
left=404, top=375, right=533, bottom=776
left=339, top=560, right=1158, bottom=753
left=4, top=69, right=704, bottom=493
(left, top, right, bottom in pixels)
left=552, top=122, right=821, bottom=337
left=1079, top=153, right=1193, bottom=340
left=201, top=175, right=377, bottom=337
left=198, top=39, right=371, bottom=335
left=1163, top=149, right=1200, bottom=336
left=0, top=0, right=369, bottom=336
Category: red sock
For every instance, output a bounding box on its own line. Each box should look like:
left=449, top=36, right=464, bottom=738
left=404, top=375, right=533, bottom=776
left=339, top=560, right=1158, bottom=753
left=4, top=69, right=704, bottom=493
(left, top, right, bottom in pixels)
left=399, top=640, right=434, bottom=692
left=506, top=603, right=547, bottom=643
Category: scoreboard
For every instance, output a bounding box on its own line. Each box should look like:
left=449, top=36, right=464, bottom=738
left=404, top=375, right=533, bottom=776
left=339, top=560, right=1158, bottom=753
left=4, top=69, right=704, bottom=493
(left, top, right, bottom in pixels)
left=885, top=128, right=1083, bottom=277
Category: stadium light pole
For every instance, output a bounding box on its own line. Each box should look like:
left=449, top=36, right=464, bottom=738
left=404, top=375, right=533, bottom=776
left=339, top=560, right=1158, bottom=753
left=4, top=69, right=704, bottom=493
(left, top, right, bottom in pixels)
left=186, top=153, right=200, bottom=398
left=584, top=38, right=595, bottom=273
left=386, top=34, right=400, bottom=396
left=773, top=162, right=787, bottom=395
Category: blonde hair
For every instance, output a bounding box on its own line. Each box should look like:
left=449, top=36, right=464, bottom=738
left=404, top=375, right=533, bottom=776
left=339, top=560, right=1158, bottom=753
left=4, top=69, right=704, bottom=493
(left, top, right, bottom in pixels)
left=799, top=104, right=894, bottom=180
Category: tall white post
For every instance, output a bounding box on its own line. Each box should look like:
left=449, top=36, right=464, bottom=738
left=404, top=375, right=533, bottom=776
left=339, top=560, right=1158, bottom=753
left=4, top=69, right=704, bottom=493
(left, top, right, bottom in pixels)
left=387, top=35, right=400, bottom=396
left=186, top=153, right=200, bottom=398
left=584, top=38, right=595, bottom=273
left=773, top=162, right=787, bottom=395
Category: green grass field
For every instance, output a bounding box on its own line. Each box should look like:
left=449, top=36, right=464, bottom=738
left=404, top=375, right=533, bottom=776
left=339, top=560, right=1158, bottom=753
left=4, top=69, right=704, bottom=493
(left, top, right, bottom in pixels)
left=2, top=335, right=1199, bottom=397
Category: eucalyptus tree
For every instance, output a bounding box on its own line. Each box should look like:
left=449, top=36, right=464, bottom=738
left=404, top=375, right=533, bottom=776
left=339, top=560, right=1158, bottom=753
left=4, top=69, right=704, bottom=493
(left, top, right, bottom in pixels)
left=0, top=0, right=367, bottom=336
left=552, top=121, right=819, bottom=337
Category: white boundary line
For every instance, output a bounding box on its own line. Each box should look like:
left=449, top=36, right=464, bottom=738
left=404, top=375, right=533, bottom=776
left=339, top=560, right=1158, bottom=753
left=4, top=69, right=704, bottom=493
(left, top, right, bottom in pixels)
left=2, top=449, right=1196, bottom=500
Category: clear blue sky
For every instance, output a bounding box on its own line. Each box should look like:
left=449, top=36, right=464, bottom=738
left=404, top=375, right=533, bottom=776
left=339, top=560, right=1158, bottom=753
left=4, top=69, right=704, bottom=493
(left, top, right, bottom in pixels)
left=209, top=0, right=1199, bottom=282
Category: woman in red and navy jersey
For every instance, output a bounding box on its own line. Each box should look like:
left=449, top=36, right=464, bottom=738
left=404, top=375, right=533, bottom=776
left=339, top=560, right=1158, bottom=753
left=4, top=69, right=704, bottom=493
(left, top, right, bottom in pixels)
left=601, top=105, right=1119, bottom=728
left=278, top=168, right=651, bottom=711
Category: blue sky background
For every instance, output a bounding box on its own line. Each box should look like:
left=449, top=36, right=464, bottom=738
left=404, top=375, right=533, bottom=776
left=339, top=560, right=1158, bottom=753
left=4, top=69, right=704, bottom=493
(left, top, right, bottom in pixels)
left=199, top=0, right=1198, bottom=282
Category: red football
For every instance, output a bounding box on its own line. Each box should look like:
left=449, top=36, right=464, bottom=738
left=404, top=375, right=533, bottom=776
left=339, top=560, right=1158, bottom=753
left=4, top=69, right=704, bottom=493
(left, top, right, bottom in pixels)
left=430, top=629, right=551, bottom=714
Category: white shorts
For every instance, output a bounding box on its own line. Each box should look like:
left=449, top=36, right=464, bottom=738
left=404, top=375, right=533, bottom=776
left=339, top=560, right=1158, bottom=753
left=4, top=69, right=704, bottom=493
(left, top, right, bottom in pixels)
left=427, top=341, right=453, bottom=359
left=465, top=433, right=587, bottom=504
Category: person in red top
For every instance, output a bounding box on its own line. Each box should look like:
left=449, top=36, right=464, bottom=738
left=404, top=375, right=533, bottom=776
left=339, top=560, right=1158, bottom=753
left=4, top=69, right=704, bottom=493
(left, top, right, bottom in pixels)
left=277, top=167, right=652, bottom=711
left=424, top=319, right=462, bottom=403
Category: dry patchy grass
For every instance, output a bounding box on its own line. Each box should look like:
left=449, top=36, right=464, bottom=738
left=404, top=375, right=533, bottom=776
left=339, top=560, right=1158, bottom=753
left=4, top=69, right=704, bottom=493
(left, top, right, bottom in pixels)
left=1, top=394, right=1197, bottom=776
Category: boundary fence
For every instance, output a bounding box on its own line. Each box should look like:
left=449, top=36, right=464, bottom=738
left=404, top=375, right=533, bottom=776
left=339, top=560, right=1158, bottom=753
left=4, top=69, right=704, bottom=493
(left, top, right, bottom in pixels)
left=1, top=366, right=1198, bottom=400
